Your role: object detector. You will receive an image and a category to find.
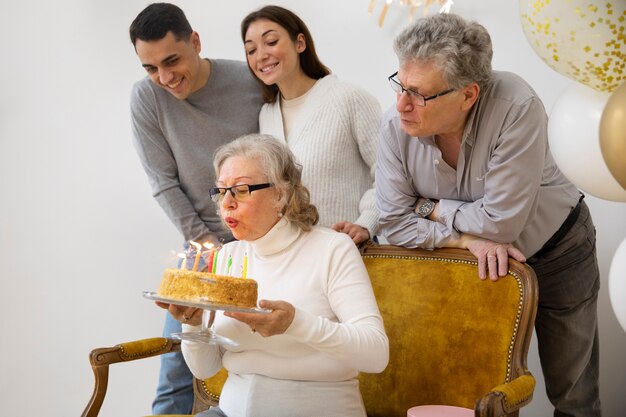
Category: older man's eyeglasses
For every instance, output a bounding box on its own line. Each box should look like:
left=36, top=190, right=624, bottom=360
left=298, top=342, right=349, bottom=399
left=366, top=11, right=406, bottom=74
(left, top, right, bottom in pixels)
left=388, top=71, right=454, bottom=106
left=209, top=183, right=273, bottom=202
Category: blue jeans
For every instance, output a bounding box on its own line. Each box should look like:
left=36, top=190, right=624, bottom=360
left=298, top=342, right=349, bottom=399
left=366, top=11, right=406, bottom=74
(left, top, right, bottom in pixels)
left=153, top=244, right=217, bottom=413
left=152, top=310, right=194, bottom=414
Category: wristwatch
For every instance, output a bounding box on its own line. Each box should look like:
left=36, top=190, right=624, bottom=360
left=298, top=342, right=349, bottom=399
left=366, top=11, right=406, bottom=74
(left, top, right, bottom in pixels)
left=416, top=199, right=436, bottom=218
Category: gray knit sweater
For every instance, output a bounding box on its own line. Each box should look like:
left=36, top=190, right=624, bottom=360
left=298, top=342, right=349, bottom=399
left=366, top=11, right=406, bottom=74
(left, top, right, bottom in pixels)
left=131, top=59, right=263, bottom=245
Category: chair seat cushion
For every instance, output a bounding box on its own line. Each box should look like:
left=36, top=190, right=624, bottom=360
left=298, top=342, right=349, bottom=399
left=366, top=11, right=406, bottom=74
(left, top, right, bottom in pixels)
left=407, top=405, right=474, bottom=416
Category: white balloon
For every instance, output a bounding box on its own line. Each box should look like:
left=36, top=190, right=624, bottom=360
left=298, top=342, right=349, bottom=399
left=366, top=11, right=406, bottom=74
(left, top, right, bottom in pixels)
left=548, top=83, right=626, bottom=202
left=609, top=237, right=626, bottom=333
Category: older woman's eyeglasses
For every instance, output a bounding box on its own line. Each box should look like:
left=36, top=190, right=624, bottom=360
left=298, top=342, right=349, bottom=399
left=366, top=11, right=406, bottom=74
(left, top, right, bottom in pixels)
left=388, top=72, right=454, bottom=106
left=209, top=183, right=273, bottom=202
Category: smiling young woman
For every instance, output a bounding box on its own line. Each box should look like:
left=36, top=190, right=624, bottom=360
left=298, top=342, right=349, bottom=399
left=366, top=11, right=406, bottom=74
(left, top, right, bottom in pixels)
left=239, top=5, right=382, bottom=247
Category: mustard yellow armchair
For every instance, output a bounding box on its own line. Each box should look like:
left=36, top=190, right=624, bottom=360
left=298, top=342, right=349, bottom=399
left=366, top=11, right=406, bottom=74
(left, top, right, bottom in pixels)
left=82, top=246, right=538, bottom=417
left=359, top=245, right=538, bottom=417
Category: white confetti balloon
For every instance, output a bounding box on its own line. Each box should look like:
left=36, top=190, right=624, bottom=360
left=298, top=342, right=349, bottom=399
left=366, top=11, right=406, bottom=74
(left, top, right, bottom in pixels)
left=519, top=0, right=626, bottom=93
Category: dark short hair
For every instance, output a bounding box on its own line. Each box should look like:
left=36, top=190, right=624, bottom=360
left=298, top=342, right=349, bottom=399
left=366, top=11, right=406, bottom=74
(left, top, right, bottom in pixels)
left=129, top=3, right=193, bottom=46
left=241, top=5, right=331, bottom=103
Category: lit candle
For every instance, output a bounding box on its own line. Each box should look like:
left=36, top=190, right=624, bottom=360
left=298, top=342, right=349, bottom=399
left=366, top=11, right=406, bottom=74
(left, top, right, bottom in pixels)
left=212, top=250, right=219, bottom=274
left=203, top=243, right=215, bottom=273
left=242, top=252, right=248, bottom=279
left=190, top=241, right=202, bottom=271
left=206, top=249, right=215, bottom=273
left=227, top=255, right=233, bottom=275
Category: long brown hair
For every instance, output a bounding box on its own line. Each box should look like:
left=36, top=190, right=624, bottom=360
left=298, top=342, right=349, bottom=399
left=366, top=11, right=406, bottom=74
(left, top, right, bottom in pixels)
left=241, top=5, right=331, bottom=103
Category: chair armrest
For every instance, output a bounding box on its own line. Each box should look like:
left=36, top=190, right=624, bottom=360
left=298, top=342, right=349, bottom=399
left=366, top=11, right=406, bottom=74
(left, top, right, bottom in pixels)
left=81, top=337, right=180, bottom=417
left=192, top=368, right=229, bottom=413
left=475, top=373, right=536, bottom=417
left=92, top=337, right=181, bottom=365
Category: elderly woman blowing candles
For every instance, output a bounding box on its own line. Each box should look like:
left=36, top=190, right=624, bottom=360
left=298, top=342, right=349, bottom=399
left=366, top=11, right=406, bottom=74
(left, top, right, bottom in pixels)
left=162, top=133, right=389, bottom=417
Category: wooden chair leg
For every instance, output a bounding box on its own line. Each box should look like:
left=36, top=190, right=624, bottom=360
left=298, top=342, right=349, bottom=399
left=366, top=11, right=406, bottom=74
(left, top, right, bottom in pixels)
left=81, top=350, right=112, bottom=417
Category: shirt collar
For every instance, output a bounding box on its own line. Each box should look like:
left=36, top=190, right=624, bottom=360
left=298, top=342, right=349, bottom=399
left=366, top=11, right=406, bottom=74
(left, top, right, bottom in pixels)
left=461, top=95, right=481, bottom=147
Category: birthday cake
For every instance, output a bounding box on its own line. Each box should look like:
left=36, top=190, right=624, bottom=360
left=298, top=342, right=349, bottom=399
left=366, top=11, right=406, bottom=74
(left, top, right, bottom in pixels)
left=158, top=268, right=258, bottom=308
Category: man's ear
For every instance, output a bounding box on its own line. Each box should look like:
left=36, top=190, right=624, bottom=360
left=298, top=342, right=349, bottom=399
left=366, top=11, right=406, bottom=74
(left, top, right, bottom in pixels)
left=191, top=31, right=201, bottom=53
left=461, top=82, right=480, bottom=111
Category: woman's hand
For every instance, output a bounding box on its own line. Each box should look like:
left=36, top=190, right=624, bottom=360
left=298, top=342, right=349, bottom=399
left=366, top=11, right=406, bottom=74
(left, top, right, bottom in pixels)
left=461, top=235, right=526, bottom=281
left=331, top=221, right=370, bottom=245
left=224, top=300, right=295, bottom=337
left=155, top=301, right=202, bottom=326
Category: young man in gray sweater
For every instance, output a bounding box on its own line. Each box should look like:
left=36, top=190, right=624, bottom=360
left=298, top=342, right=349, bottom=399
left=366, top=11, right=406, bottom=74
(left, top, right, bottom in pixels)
left=129, top=3, right=263, bottom=414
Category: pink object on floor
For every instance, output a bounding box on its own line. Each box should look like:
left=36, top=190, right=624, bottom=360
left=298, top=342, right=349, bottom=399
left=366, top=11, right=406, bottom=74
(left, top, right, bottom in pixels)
left=407, top=405, right=474, bottom=416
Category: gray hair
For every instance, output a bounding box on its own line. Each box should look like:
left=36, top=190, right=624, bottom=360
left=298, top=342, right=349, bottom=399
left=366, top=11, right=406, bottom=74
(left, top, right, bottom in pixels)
left=393, top=13, right=493, bottom=92
left=213, top=134, right=319, bottom=231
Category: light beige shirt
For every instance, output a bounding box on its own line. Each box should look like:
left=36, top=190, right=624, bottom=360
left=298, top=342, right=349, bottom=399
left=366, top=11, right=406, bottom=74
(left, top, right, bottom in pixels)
left=279, top=83, right=314, bottom=138
left=376, top=71, right=580, bottom=257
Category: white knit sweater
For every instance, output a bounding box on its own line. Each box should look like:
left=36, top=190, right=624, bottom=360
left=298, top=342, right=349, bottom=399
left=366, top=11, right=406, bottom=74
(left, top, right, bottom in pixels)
left=181, top=219, right=389, bottom=417
left=259, top=75, right=381, bottom=236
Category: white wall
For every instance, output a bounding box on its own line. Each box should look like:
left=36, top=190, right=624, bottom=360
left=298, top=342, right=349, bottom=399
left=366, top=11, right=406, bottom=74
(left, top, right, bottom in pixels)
left=1, top=1, right=624, bottom=416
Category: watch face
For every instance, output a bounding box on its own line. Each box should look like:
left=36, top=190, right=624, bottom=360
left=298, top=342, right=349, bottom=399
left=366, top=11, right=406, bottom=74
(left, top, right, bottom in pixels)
left=418, top=200, right=434, bottom=217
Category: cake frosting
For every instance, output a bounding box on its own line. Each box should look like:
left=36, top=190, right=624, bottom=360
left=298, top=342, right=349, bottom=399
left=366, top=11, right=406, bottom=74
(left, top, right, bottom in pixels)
left=158, top=268, right=258, bottom=308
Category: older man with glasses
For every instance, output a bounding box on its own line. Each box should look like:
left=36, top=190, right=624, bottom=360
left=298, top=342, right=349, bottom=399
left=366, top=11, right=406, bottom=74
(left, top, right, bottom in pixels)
left=376, top=13, right=601, bottom=417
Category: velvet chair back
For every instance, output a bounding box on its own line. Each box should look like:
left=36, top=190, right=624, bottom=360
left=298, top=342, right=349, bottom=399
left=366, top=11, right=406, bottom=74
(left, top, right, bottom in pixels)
left=358, top=245, right=538, bottom=417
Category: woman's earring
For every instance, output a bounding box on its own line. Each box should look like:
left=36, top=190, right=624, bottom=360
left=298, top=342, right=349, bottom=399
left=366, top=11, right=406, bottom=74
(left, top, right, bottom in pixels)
left=277, top=211, right=283, bottom=218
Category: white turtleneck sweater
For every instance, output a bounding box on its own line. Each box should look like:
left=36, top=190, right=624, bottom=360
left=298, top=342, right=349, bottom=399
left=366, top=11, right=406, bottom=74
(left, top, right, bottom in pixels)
left=259, top=75, right=381, bottom=236
left=181, top=219, right=389, bottom=417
